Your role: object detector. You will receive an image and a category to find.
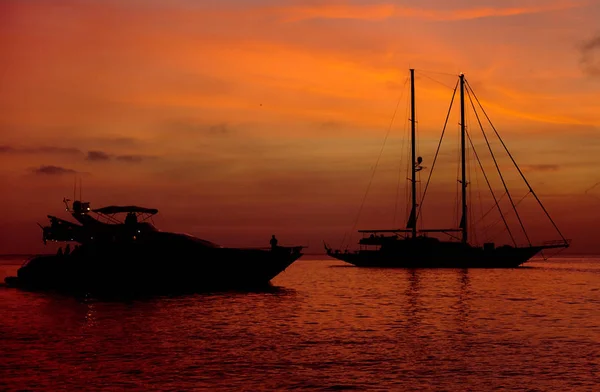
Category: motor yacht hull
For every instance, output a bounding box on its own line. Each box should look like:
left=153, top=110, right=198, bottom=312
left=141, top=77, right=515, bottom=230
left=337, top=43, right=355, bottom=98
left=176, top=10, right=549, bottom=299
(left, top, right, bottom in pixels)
left=6, top=239, right=303, bottom=294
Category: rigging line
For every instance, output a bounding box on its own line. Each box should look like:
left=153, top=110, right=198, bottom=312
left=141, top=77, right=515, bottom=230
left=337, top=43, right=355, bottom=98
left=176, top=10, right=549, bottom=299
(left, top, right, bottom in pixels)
left=485, top=191, right=531, bottom=242
left=404, top=84, right=412, bottom=221
left=415, top=97, right=423, bottom=230
left=415, top=70, right=456, bottom=90
left=484, top=190, right=530, bottom=230
left=465, top=128, right=517, bottom=246
left=418, top=171, right=423, bottom=230
left=454, top=122, right=460, bottom=226
left=393, top=101, right=408, bottom=226
left=404, top=93, right=412, bottom=223
left=345, top=76, right=410, bottom=247
left=584, top=181, right=600, bottom=197
left=470, top=117, right=487, bottom=242
left=473, top=191, right=507, bottom=228
left=416, top=80, right=459, bottom=219
left=465, top=79, right=568, bottom=244
left=414, top=68, right=458, bottom=77
left=466, top=109, right=478, bottom=246
left=465, top=84, right=530, bottom=246
left=542, top=245, right=569, bottom=260
left=394, top=91, right=410, bottom=226
left=339, top=231, right=347, bottom=250
left=472, top=148, right=486, bottom=243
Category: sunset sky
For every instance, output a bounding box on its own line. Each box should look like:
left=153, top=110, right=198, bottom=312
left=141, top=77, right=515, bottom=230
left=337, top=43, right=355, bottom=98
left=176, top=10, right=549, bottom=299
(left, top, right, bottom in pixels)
left=1, top=0, right=599, bottom=254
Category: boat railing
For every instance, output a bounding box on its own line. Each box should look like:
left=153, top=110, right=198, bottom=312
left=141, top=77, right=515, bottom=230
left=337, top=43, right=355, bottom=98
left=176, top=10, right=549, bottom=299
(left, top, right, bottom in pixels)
left=21, top=254, right=48, bottom=267
left=542, top=239, right=571, bottom=247
left=233, top=245, right=307, bottom=251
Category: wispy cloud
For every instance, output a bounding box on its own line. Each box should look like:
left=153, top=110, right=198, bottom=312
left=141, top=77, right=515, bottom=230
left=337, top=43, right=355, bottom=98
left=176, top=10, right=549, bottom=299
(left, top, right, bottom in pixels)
left=208, top=123, right=231, bottom=135
left=86, top=150, right=111, bottom=161
left=580, top=33, right=600, bottom=76
left=164, top=121, right=234, bottom=137
left=276, top=1, right=584, bottom=22
left=0, top=145, right=82, bottom=155
left=30, top=165, right=78, bottom=175
left=0, top=144, right=156, bottom=165
left=115, top=154, right=156, bottom=163
left=87, top=149, right=157, bottom=163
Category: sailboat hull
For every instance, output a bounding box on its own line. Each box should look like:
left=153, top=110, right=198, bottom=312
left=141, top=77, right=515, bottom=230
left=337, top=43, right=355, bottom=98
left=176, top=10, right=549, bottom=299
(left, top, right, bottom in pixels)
left=328, top=239, right=546, bottom=268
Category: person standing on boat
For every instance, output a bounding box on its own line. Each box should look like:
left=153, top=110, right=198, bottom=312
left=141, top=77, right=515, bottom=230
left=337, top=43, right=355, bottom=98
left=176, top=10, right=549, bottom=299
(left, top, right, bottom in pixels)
left=270, top=235, right=278, bottom=249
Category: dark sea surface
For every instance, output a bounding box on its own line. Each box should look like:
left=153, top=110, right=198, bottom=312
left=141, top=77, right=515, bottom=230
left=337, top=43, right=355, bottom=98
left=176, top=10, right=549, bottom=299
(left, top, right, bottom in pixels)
left=1, top=255, right=598, bottom=391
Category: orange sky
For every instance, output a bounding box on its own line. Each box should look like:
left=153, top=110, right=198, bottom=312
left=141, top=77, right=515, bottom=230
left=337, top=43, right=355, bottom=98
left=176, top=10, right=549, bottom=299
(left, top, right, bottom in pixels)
left=1, top=0, right=599, bottom=254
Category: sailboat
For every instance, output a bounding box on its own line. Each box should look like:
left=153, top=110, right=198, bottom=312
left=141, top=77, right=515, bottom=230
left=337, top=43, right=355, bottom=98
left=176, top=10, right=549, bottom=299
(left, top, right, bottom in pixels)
left=325, top=69, right=570, bottom=268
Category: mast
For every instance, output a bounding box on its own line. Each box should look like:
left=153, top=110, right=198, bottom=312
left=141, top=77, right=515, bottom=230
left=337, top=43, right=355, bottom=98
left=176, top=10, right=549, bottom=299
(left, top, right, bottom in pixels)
left=459, top=73, right=468, bottom=243
left=409, top=69, right=417, bottom=238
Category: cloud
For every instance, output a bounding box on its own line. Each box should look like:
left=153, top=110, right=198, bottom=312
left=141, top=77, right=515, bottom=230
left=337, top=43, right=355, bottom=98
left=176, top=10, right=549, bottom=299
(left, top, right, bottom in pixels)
left=86, top=150, right=111, bottom=161
left=208, top=123, right=230, bottom=135
left=164, top=120, right=234, bottom=137
left=0, top=145, right=82, bottom=155
left=32, top=146, right=81, bottom=154
left=30, top=165, right=77, bottom=175
left=580, top=34, right=600, bottom=76
left=86, top=150, right=157, bottom=163
left=276, top=1, right=584, bottom=22
left=115, top=154, right=156, bottom=163
left=115, top=155, right=141, bottom=163
left=1, top=144, right=156, bottom=165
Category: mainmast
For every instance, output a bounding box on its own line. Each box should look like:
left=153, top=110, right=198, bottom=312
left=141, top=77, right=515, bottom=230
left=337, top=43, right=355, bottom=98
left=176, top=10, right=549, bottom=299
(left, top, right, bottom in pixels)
left=408, top=68, right=417, bottom=238
left=459, top=73, right=468, bottom=243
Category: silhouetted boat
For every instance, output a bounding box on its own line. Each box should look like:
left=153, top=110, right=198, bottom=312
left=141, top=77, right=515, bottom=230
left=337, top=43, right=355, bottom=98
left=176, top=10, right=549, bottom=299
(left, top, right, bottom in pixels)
left=5, top=199, right=304, bottom=293
left=325, top=69, right=569, bottom=268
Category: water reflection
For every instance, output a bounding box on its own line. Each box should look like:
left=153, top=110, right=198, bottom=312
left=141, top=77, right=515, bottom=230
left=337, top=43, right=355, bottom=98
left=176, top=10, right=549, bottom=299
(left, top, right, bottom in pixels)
left=83, top=299, right=96, bottom=328
left=404, top=269, right=422, bottom=328
left=2, top=258, right=599, bottom=391
left=455, top=269, right=471, bottom=329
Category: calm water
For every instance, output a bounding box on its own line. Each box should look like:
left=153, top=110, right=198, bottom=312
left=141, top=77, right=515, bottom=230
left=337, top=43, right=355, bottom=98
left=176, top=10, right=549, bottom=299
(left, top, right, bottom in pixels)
left=1, top=255, right=598, bottom=391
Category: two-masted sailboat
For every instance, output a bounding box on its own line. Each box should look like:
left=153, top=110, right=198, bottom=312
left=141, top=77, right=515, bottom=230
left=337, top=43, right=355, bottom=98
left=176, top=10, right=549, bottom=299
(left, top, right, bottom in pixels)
left=325, top=69, right=570, bottom=268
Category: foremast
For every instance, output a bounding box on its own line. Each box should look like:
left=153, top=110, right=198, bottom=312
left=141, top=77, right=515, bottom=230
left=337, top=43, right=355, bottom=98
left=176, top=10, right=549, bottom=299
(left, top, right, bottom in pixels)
left=407, top=68, right=418, bottom=238
left=359, top=69, right=463, bottom=240
left=459, top=73, right=468, bottom=243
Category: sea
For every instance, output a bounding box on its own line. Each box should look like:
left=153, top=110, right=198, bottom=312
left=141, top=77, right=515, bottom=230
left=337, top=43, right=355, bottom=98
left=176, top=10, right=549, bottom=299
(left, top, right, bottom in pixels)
left=0, top=255, right=598, bottom=391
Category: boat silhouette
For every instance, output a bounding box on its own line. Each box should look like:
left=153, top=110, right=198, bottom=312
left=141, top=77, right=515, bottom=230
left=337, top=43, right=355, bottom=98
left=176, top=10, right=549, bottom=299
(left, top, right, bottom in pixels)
left=5, top=198, right=304, bottom=293
left=324, top=69, right=569, bottom=268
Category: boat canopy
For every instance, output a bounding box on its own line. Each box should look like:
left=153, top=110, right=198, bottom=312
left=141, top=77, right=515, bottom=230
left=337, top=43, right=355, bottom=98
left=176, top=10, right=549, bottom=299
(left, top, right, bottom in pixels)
left=92, top=205, right=158, bottom=215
